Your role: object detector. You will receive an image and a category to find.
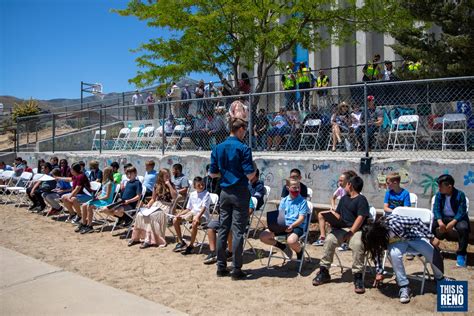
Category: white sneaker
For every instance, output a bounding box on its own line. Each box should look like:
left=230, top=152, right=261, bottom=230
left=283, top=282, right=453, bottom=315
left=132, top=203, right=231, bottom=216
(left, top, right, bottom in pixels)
left=399, top=286, right=411, bottom=304
left=337, top=243, right=349, bottom=251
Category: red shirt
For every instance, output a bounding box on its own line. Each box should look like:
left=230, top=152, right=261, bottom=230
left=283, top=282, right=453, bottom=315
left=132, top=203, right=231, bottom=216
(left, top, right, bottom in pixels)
left=72, top=173, right=91, bottom=195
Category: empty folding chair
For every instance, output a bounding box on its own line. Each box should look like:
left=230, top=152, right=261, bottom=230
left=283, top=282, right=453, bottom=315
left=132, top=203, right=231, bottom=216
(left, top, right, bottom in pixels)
left=392, top=115, right=419, bottom=151
left=91, top=129, right=107, bottom=150
left=6, top=172, right=33, bottom=206
left=266, top=201, right=313, bottom=274
left=251, top=185, right=271, bottom=237
left=298, top=119, right=322, bottom=151
left=122, top=127, right=142, bottom=150
left=112, top=127, right=130, bottom=150
left=134, top=126, right=154, bottom=150
left=442, top=113, right=467, bottom=151
left=149, top=126, right=164, bottom=150
left=307, top=187, right=313, bottom=201
left=165, top=124, right=186, bottom=151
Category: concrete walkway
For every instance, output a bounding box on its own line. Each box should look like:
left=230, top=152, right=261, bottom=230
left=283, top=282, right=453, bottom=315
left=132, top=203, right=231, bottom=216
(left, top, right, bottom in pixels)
left=0, top=247, right=186, bottom=316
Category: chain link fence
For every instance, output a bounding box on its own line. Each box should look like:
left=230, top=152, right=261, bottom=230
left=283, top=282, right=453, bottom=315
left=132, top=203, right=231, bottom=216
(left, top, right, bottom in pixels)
left=13, top=76, right=474, bottom=159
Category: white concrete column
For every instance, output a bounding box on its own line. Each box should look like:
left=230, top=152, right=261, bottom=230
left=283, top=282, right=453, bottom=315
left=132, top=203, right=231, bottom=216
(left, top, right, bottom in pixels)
left=383, top=34, right=396, bottom=62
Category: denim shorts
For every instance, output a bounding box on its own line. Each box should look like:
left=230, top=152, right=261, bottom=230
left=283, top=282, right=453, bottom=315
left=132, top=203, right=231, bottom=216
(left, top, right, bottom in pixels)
left=76, top=194, right=93, bottom=203
left=276, top=226, right=304, bottom=238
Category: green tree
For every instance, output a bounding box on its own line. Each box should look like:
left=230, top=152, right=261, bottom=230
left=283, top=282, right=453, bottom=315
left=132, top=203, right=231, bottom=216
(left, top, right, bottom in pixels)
left=116, top=0, right=405, bottom=102
left=390, top=0, right=474, bottom=79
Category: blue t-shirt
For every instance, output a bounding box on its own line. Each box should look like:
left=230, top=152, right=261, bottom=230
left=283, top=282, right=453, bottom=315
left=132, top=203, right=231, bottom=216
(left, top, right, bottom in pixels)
left=121, top=179, right=142, bottom=208
left=384, top=189, right=411, bottom=210
left=57, top=180, right=71, bottom=190
left=143, top=170, right=157, bottom=192
left=210, top=136, right=254, bottom=188
left=279, top=195, right=309, bottom=229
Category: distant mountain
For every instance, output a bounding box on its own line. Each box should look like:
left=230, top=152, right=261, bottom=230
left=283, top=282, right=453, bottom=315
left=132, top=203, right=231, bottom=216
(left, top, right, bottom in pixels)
left=0, top=77, right=199, bottom=114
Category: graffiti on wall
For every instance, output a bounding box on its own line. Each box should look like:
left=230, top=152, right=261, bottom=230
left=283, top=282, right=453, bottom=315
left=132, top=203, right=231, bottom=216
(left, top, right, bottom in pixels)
left=464, top=171, right=474, bottom=186
left=374, top=167, right=411, bottom=191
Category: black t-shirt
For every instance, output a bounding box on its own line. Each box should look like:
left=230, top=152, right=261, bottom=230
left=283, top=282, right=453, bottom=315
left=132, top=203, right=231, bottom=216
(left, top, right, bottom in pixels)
left=335, top=194, right=370, bottom=228
left=281, top=182, right=308, bottom=199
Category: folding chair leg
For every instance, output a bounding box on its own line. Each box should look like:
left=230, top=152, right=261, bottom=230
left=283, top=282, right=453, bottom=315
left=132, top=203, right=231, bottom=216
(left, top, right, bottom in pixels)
left=334, top=252, right=344, bottom=274
left=267, top=246, right=274, bottom=268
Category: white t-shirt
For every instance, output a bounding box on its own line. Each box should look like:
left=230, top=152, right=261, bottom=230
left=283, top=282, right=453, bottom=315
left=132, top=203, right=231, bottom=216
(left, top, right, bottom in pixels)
left=186, top=190, right=211, bottom=219
left=443, top=195, right=455, bottom=217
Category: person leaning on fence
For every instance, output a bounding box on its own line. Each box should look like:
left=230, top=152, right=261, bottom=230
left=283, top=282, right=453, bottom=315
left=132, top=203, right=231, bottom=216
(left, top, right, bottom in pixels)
left=260, top=178, right=309, bottom=261
left=101, top=166, right=142, bottom=228
left=330, top=102, right=352, bottom=151
left=132, top=89, right=145, bottom=120
left=431, top=174, right=470, bottom=268
left=146, top=91, right=155, bottom=120
left=355, top=95, right=382, bottom=151
left=297, top=62, right=312, bottom=111
left=312, top=175, right=369, bottom=294
left=253, top=108, right=269, bottom=151
left=313, top=170, right=357, bottom=247
left=209, top=118, right=256, bottom=280
left=281, top=64, right=297, bottom=110
left=383, top=172, right=411, bottom=216
left=362, top=213, right=452, bottom=304
left=168, top=82, right=182, bottom=118
left=76, top=167, right=116, bottom=234
left=27, top=162, right=55, bottom=213
left=173, top=177, right=211, bottom=255
left=128, top=168, right=177, bottom=249
left=60, top=162, right=93, bottom=225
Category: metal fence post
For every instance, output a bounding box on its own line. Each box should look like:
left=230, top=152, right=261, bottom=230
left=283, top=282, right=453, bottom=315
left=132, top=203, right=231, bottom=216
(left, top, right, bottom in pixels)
left=161, top=102, right=165, bottom=156
left=99, top=105, right=103, bottom=154
left=248, top=93, right=253, bottom=149
left=52, top=114, right=56, bottom=153
left=363, top=82, right=369, bottom=157
left=122, top=92, right=125, bottom=121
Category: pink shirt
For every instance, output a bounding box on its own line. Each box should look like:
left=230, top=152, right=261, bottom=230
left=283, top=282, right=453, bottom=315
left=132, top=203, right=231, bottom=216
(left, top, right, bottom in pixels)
left=333, top=186, right=346, bottom=199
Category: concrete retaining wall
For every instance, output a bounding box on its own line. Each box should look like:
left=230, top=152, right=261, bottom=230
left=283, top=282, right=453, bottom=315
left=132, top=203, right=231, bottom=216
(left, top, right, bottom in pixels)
left=19, top=151, right=474, bottom=210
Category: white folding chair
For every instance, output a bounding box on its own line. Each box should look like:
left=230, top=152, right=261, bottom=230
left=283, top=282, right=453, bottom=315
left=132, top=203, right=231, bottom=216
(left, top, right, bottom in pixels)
left=409, top=192, right=418, bottom=208
left=298, top=119, right=322, bottom=151
left=123, top=127, right=142, bottom=150
left=306, top=187, right=313, bottom=201
left=32, top=168, right=38, bottom=174
left=266, top=201, right=313, bottom=274
left=242, top=197, right=258, bottom=256
left=382, top=207, right=433, bottom=294
left=198, top=193, right=219, bottom=253
left=149, top=126, right=164, bottom=149
left=391, top=115, right=419, bottom=151
left=165, top=124, right=186, bottom=151
left=442, top=113, right=467, bottom=151
left=251, top=185, right=271, bottom=237
left=6, top=172, right=33, bottom=206
left=91, top=129, right=107, bottom=150
left=112, top=127, right=130, bottom=150
left=134, top=126, right=155, bottom=150
left=137, top=176, right=144, bottom=183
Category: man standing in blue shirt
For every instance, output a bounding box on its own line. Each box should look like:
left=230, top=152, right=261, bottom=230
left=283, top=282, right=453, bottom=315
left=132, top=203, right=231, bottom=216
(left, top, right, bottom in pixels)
left=210, top=118, right=256, bottom=280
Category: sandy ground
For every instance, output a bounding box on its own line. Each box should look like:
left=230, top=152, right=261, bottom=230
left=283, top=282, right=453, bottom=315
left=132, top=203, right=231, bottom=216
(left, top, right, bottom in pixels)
left=0, top=204, right=472, bottom=315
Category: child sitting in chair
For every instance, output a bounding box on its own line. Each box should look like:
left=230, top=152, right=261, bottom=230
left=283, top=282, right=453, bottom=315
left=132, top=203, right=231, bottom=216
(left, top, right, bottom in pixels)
left=260, top=178, right=309, bottom=261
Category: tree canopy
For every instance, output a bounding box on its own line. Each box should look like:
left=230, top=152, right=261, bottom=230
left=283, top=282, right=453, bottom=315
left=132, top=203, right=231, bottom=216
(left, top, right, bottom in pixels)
left=116, top=0, right=405, bottom=96
left=390, top=0, right=474, bottom=79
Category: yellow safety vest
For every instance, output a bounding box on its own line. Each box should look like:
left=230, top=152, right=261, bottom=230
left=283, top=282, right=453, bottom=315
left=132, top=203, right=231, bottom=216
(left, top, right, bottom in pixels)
left=408, top=61, right=421, bottom=72
left=317, top=75, right=328, bottom=87
left=283, top=70, right=295, bottom=89
left=297, top=68, right=311, bottom=84
left=366, top=63, right=379, bottom=77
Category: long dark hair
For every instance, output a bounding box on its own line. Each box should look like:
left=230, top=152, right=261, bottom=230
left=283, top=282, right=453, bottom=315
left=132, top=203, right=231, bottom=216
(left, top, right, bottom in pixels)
left=361, top=219, right=390, bottom=261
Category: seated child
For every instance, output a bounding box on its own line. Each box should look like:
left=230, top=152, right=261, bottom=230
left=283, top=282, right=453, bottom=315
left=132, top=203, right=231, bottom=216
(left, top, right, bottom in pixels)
left=383, top=172, right=411, bottom=215
left=110, top=162, right=122, bottom=184
left=312, top=175, right=369, bottom=294
left=203, top=198, right=255, bottom=265
left=362, top=213, right=452, bottom=303
left=76, top=167, right=116, bottom=234
left=260, top=178, right=309, bottom=261
left=281, top=168, right=308, bottom=199
left=101, top=166, right=142, bottom=227
left=43, top=168, right=72, bottom=215
left=313, top=170, right=357, bottom=247
left=173, top=177, right=211, bottom=255
left=432, top=174, right=470, bottom=268
left=60, top=162, right=93, bottom=224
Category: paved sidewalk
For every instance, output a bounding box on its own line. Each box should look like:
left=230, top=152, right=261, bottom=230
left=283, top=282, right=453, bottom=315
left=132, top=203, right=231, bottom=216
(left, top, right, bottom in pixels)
left=0, top=247, right=186, bottom=316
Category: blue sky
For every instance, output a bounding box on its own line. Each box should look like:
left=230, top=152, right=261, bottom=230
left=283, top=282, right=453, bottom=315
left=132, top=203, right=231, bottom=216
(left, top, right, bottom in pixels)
left=0, top=0, right=218, bottom=100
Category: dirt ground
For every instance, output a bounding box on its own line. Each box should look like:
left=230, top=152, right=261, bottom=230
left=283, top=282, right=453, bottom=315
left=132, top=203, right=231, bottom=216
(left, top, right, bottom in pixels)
left=0, top=204, right=472, bottom=315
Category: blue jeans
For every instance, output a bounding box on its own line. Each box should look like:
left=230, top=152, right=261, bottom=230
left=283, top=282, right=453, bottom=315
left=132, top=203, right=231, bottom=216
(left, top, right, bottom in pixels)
left=389, top=239, right=444, bottom=287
